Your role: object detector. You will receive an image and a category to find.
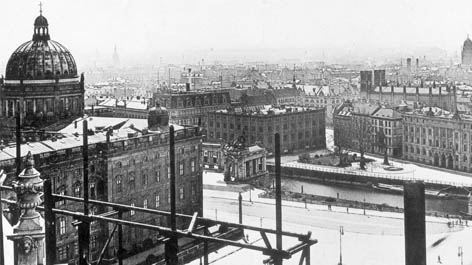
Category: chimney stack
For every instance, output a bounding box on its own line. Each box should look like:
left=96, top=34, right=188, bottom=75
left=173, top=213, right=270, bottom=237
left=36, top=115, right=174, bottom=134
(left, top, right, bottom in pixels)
left=186, top=68, right=192, bottom=92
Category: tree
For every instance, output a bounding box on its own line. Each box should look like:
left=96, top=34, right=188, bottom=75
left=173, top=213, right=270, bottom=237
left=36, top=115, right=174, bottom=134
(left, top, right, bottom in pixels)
left=352, top=116, right=372, bottom=170
left=333, top=120, right=351, bottom=167
left=376, top=128, right=389, bottom=165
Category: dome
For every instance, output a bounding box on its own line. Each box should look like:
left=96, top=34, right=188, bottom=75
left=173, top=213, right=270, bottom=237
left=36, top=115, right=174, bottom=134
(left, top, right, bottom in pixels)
left=34, top=15, right=48, bottom=27
left=148, top=106, right=169, bottom=129
left=5, top=14, right=77, bottom=80
left=464, top=36, right=472, bottom=49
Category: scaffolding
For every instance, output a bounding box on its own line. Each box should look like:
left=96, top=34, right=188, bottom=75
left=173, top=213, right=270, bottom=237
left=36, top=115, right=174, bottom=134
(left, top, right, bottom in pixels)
left=0, top=119, right=317, bottom=265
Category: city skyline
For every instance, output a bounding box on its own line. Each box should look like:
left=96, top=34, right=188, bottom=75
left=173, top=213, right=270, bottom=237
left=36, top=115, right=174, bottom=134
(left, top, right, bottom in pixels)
left=1, top=0, right=472, bottom=68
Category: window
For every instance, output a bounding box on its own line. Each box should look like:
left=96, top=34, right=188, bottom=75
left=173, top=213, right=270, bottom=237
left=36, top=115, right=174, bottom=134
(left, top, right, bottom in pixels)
left=142, top=174, right=148, bottom=186
left=156, top=169, right=161, bottom=182
left=57, top=189, right=66, bottom=206
left=116, top=176, right=122, bottom=192
left=59, top=217, right=66, bottom=235
left=91, top=236, right=97, bottom=250
left=143, top=199, right=148, bottom=209
left=179, top=162, right=184, bottom=176
left=179, top=188, right=184, bottom=200
left=130, top=203, right=135, bottom=216
left=90, top=183, right=96, bottom=199
left=167, top=192, right=170, bottom=203
left=191, top=159, right=195, bottom=173
left=74, top=183, right=81, bottom=197
left=155, top=194, right=160, bottom=207
left=58, top=246, right=67, bottom=261
left=167, top=165, right=171, bottom=178
left=129, top=173, right=135, bottom=189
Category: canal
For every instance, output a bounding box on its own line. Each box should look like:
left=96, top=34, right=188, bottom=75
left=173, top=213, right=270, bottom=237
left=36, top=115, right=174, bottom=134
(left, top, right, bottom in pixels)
left=281, top=178, right=468, bottom=215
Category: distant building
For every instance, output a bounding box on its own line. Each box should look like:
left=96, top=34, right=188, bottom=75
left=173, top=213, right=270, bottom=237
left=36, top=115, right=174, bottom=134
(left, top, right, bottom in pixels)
left=462, top=36, right=472, bottom=66
left=153, top=90, right=231, bottom=126
left=371, top=107, right=403, bottom=157
left=202, top=142, right=224, bottom=170
left=0, top=12, right=84, bottom=141
left=402, top=107, right=472, bottom=172
left=333, top=101, right=402, bottom=156
left=222, top=138, right=267, bottom=182
left=206, top=105, right=326, bottom=154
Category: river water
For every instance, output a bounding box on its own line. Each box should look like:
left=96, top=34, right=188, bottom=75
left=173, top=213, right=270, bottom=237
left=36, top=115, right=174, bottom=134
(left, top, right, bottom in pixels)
left=281, top=178, right=468, bottom=215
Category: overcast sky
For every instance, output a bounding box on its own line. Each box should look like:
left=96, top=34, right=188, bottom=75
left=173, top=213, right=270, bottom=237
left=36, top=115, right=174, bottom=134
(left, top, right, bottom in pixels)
left=1, top=0, right=472, bottom=67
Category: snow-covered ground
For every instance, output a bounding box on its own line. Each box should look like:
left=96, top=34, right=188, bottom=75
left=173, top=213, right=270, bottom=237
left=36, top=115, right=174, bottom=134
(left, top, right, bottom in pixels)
left=197, top=172, right=471, bottom=265
left=269, top=128, right=472, bottom=187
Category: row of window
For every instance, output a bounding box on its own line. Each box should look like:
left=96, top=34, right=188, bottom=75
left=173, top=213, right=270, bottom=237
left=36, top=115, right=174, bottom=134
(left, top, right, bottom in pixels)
left=115, top=159, right=197, bottom=192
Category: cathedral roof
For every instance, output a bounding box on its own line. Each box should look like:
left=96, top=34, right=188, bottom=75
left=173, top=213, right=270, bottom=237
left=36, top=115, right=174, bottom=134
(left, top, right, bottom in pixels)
left=5, top=13, right=77, bottom=80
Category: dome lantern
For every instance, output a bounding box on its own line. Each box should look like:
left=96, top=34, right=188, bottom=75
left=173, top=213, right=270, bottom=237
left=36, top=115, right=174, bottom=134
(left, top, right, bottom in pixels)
left=32, top=3, right=49, bottom=41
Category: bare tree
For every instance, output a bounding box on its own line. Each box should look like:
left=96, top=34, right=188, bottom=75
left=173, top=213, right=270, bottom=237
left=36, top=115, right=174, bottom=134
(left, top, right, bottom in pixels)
left=333, top=120, right=351, bottom=167
left=352, top=115, right=372, bottom=170
left=376, top=128, right=389, bottom=165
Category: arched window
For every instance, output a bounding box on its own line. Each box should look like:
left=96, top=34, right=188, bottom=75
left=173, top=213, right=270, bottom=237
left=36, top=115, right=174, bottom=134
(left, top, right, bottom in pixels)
left=116, top=175, right=123, bottom=192
left=129, top=172, right=135, bottom=189
left=73, top=182, right=81, bottom=197
left=142, top=173, right=148, bottom=186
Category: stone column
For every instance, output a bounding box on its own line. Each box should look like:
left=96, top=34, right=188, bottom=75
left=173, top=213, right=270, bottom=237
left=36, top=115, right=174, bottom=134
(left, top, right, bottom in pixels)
left=7, top=152, right=45, bottom=265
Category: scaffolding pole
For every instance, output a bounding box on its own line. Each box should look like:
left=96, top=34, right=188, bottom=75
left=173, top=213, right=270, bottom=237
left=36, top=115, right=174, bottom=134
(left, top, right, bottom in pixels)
left=275, top=133, right=283, bottom=265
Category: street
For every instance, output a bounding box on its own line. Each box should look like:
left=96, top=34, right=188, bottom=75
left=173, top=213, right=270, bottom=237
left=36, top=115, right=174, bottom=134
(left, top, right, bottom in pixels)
left=188, top=188, right=469, bottom=265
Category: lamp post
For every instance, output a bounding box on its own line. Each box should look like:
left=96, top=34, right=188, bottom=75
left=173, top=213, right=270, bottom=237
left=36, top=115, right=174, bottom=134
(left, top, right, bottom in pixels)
left=458, top=246, right=463, bottom=265
left=339, top=226, right=344, bottom=265
left=363, top=197, right=366, bottom=215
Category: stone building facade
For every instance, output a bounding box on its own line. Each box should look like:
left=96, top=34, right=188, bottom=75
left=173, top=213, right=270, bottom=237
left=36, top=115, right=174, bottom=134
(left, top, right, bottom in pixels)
left=0, top=115, right=203, bottom=264
left=0, top=13, right=84, bottom=141
left=222, top=138, right=267, bottom=182
left=153, top=90, right=231, bottom=126
left=402, top=108, right=472, bottom=172
left=371, top=108, right=403, bottom=157
left=206, top=106, right=326, bottom=154
left=334, top=101, right=404, bottom=158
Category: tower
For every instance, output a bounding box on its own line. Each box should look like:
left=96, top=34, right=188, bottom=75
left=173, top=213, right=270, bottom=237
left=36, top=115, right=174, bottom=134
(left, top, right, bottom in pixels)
left=113, top=44, right=120, bottom=68
left=462, top=35, right=472, bottom=66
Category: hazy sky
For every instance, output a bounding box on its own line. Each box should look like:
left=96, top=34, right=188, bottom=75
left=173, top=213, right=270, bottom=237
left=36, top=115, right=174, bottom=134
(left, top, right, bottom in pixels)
left=1, top=0, right=472, bottom=67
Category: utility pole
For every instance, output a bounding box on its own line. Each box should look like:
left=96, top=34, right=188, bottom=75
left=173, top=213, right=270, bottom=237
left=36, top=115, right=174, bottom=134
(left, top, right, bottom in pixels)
left=238, top=192, right=243, bottom=224
left=339, top=226, right=344, bottom=265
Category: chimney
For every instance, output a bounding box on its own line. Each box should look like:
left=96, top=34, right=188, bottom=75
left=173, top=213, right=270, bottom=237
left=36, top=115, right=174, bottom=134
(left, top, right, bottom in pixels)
left=391, top=85, right=394, bottom=103
left=379, top=85, right=383, bottom=103
left=416, top=58, right=419, bottom=69
left=439, top=86, right=442, bottom=109
left=403, top=85, right=407, bottom=101
left=74, top=120, right=78, bottom=129
left=453, top=85, right=458, bottom=116
left=186, top=68, right=192, bottom=92
left=106, top=129, right=113, bottom=143
left=416, top=87, right=419, bottom=103
left=429, top=86, right=432, bottom=106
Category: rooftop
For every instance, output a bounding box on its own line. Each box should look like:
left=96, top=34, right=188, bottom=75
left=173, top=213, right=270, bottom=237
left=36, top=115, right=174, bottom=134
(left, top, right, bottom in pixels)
left=213, top=105, right=322, bottom=116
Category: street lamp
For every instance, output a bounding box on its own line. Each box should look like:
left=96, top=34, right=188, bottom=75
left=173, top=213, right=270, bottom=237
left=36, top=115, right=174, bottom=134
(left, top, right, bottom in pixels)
left=363, top=197, right=366, bottom=215
left=458, top=246, right=463, bottom=265
left=339, top=226, right=344, bottom=265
